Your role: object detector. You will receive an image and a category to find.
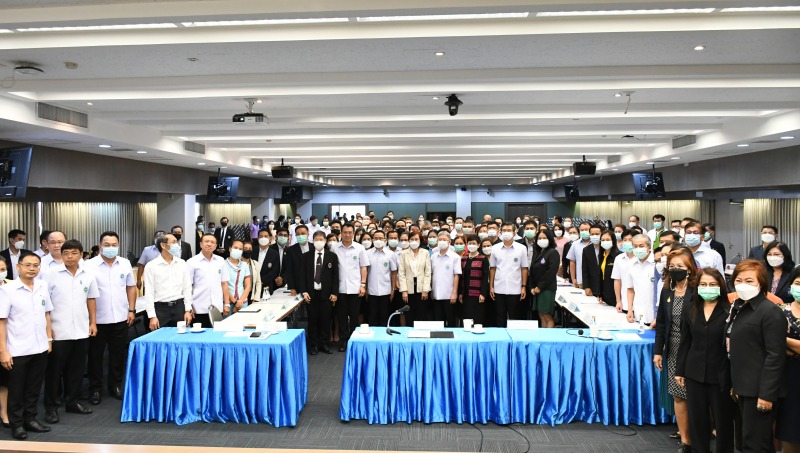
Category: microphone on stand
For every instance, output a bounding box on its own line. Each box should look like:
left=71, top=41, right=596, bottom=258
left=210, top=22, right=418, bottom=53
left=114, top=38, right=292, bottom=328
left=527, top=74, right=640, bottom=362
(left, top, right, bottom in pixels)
left=386, top=305, right=411, bottom=335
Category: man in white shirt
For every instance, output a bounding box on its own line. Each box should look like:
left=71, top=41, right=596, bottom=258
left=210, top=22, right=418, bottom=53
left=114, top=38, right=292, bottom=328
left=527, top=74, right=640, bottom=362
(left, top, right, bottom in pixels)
left=683, top=221, right=725, bottom=273
left=142, top=234, right=193, bottom=330
left=84, top=231, right=137, bottom=406
left=450, top=217, right=464, bottom=240
left=40, top=231, right=67, bottom=274
left=0, top=252, right=54, bottom=439
left=42, top=240, right=97, bottom=423
left=187, top=233, right=229, bottom=328
left=333, top=224, right=370, bottom=351
left=136, top=230, right=165, bottom=291
left=366, top=230, right=397, bottom=327
left=624, top=234, right=657, bottom=324
left=567, top=221, right=592, bottom=288
left=307, top=216, right=321, bottom=236
left=430, top=231, right=462, bottom=327
left=34, top=230, right=50, bottom=258
left=489, top=222, right=529, bottom=327
left=628, top=215, right=641, bottom=230
left=611, top=229, right=635, bottom=313
left=647, top=214, right=667, bottom=249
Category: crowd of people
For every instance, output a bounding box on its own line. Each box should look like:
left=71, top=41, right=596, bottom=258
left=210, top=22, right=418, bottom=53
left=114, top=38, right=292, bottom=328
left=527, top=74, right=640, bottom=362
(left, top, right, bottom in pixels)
left=0, top=211, right=797, bottom=450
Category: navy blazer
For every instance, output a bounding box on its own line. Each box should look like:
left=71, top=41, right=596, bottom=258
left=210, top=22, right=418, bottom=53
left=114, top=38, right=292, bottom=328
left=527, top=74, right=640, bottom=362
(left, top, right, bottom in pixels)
left=676, top=300, right=730, bottom=386
left=747, top=244, right=765, bottom=261
left=767, top=267, right=794, bottom=303
left=0, top=248, right=30, bottom=280
left=654, top=286, right=696, bottom=359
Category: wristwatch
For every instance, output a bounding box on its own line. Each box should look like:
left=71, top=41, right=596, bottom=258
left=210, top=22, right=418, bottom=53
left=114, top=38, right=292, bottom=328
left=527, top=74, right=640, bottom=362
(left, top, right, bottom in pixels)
left=128, top=309, right=136, bottom=313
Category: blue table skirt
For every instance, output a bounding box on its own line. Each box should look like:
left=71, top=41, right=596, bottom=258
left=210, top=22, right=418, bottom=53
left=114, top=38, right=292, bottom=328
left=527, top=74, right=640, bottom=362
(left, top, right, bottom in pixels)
left=121, top=328, right=307, bottom=427
left=340, top=327, right=511, bottom=424
left=508, top=329, right=672, bottom=426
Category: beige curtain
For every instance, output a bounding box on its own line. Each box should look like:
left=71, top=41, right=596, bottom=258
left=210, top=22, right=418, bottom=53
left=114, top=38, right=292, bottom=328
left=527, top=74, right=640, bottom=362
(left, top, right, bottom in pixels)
left=0, top=201, right=39, bottom=250
left=202, top=203, right=252, bottom=226
left=744, top=199, right=800, bottom=262
left=575, top=200, right=714, bottom=228
left=40, top=202, right=156, bottom=258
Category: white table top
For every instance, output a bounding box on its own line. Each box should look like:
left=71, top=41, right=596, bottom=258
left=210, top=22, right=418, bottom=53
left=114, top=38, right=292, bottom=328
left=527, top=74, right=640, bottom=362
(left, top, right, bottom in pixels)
left=213, top=289, right=304, bottom=330
left=555, top=286, right=637, bottom=330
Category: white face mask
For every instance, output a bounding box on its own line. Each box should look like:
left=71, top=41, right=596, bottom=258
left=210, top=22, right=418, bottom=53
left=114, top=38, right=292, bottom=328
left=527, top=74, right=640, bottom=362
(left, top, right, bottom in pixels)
left=362, top=240, right=372, bottom=249
left=462, top=227, right=473, bottom=235
left=229, top=248, right=243, bottom=260
left=767, top=255, right=784, bottom=268
left=562, top=221, right=572, bottom=228
left=328, top=241, right=337, bottom=251
left=409, top=241, right=420, bottom=250
left=629, top=222, right=637, bottom=228
left=467, top=244, right=479, bottom=253
left=0, top=271, right=6, bottom=280
left=554, top=230, right=564, bottom=237
left=536, top=239, right=549, bottom=249
left=13, top=240, right=24, bottom=250
left=501, top=232, right=514, bottom=242
left=569, top=233, right=580, bottom=242
left=482, top=246, right=493, bottom=255
left=258, top=237, right=270, bottom=246
left=455, top=224, right=462, bottom=231
left=478, top=232, right=489, bottom=240
left=761, top=233, right=776, bottom=244
left=589, top=234, right=601, bottom=245
left=655, top=261, right=666, bottom=274
left=400, top=240, right=410, bottom=249
left=487, top=230, right=498, bottom=238
left=735, top=283, right=760, bottom=301
left=437, top=240, right=450, bottom=251
left=313, top=240, right=326, bottom=251
left=600, top=240, right=613, bottom=250
left=373, top=239, right=385, bottom=249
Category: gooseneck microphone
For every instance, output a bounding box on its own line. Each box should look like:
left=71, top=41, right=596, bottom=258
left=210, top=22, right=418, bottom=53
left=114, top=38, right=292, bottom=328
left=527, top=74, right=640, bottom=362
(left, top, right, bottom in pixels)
left=386, top=305, right=411, bottom=335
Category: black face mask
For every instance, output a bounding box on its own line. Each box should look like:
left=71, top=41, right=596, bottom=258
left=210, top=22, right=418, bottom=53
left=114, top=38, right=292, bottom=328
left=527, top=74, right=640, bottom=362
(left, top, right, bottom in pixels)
left=669, top=268, right=688, bottom=282
left=331, top=229, right=341, bottom=235
left=242, top=250, right=253, bottom=259
left=172, top=233, right=182, bottom=241
left=221, top=222, right=228, bottom=227
left=396, top=228, right=405, bottom=235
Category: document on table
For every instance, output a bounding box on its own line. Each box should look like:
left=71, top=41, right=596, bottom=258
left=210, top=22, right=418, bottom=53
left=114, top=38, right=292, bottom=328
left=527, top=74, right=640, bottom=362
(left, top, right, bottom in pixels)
left=614, top=332, right=643, bottom=341
left=238, top=306, right=262, bottom=313
left=407, top=330, right=431, bottom=339
left=223, top=332, right=252, bottom=337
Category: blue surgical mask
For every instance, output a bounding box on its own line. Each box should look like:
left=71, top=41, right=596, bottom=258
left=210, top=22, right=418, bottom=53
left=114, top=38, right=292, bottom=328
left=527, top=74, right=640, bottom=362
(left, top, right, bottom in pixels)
left=791, top=285, right=800, bottom=302
left=704, top=232, right=711, bottom=241
left=296, top=234, right=308, bottom=245
left=621, top=242, right=634, bottom=254
left=685, top=233, right=702, bottom=247
left=653, top=222, right=662, bottom=230
left=169, top=243, right=181, bottom=257
left=197, top=224, right=204, bottom=232
left=579, top=231, right=590, bottom=241
left=101, top=247, right=119, bottom=259
left=632, top=247, right=649, bottom=260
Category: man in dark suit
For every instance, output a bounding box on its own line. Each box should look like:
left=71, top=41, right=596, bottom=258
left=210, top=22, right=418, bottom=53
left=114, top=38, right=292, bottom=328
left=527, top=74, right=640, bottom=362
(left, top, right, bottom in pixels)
left=581, top=224, right=604, bottom=298
left=0, top=229, right=29, bottom=280
left=747, top=225, right=777, bottom=261
left=214, top=217, right=235, bottom=257
left=259, top=242, right=282, bottom=297
left=269, top=227, right=290, bottom=288
left=298, top=231, right=339, bottom=355
left=170, top=225, right=193, bottom=261
left=284, top=225, right=310, bottom=296
left=703, top=223, right=727, bottom=264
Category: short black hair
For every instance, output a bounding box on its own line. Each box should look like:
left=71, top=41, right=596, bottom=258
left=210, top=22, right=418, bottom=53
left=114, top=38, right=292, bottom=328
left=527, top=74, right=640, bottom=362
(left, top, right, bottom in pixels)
left=7, top=229, right=25, bottom=239
left=653, top=214, right=665, bottom=222
left=99, top=231, right=119, bottom=243
left=276, top=227, right=290, bottom=235
left=61, top=239, right=84, bottom=254
left=313, top=231, right=327, bottom=240
left=762, top=225, right=778, bottom=234
left=19, top=251, right=41, bottom=263
left=40, top=230, right=52, bottom=243
left=341, top=223, right=355, bottom=232
left=659, top=231, right=681, bottom=243
left=171, top=225, right=183, bottom=232
left=630, top=215, right=640, bottom=221
left=294, top=225, right=309, bottom=235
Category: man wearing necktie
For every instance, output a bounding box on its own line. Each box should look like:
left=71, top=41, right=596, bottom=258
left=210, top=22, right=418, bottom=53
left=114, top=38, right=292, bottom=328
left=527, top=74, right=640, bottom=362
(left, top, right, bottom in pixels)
left=299, top=231, right=338, bottom=355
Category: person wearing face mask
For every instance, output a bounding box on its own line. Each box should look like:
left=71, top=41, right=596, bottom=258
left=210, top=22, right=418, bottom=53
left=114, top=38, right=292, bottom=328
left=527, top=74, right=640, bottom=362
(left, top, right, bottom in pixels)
left=332, top=224, right=371, bottom=352
left=298, top=231, right=339, bottom=355
left=329, top=219, right=343, bottom=239
left=213, top=217, right=234, bottom=257
left=683, top=221, right=724, bottom=274
left=561, top=226, right=580, bottom=284
left=726, top=259, right=787, bottom=452
left=527, top=229, right=559, bottom=328
left=142, top=234, right=193, bottom=331
left=288, top=215, right=303, bottom=245
left=269, top=227, right=290, bottom=290
left=364, top=231, right=397, bottom=328
left=284, top=225, right=311, bottom=298
left=461, top=219, right=475, bottom=238
left=224, top=240, right=252, bottom=314
left=169, top=226, right=193, bottom=261
left=623, top=234, right=657, bottom=325
left=476, top=225, right=489, bottom=243
left=551, top=224, right=569, bottom=273
left=628, top=215, right=641, bottom=230
left=449, top=217, right=464, bottom=240
left=84, top=231, right=137, bottom=406
left=748, top=225, right=778, bottom=262
left=580, top=224, right=606, bottom=299
left=489, top=222, right=529, bottom=326
left=398, top=231, right=431, bottom=324
left=776, top=266, right=800, bottom=453
left=518, top=220, right=539, bottom=266
left=319, top=216, right=331, bottom=236
left=256, top=230, right=282, bottom=296
left=425, top=230, right=439, bottom=254
left=612, top=230, right=636, bottom=313
left=647, top=214, right=667, bottom=249
left=240, top=243, right=261, bottom=304
left=764, top=241, right=795, bottom=304
left=307, top=216, right=320, bottom=237
left=360, top=232, right=373, bottom=251
left=0, top=256, right=8, bottom=426
left=567, top=222, right=593, bottom=289
left=486, top=222, right=501, bottom=245
left=596, top=230, right=621, bottom=308
left=186, top=233, right=228, bottom=329
left=612, top=224, right=626, bottom=243
left=674, top=268, right=733, bottom=453
left=249, top=216, right=261, bottom=249
left=459, top=235, right=489, bottom=326
left=702, top=223, right=726, bottom=264
left=0, top=230, right=29, bottom=281
left=653, top=248, right=698, bottom=452
left=429, top=232, right=462, bottom=327
left=194, top=221, right=205, bottom=254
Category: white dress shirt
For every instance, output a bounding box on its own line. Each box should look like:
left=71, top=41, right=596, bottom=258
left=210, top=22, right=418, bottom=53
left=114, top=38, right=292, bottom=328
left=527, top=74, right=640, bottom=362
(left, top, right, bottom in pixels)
left=430, top=250, right=462, bottom=300
left=692, top=242, right=725, bottom=274
left=38, top=254, right=65, bottom=277
left=137, top=245, right=160, bottom=267
left=334, top=241, right=370, bottom=295
left=42, top=264, right=99, bottom=341
left=0, top=279, right=53, bottom=357
left=610, top=253, right=633, bottom=311
left=34, top=248, right=47, bottom=258
left=141, top=255, right=193, bottom=318
left=85, top=255, right=136, bottom=324
left=366, top=248, right=397, bottom=296
left=257, top=247, right=269, bottom=265
left=489, top=241, right=529, bottom=295
left=187, top=253, right=227, bottom=314
left=622, top=253, right=657, bottom=323
left=566, top=239, right=591, bottom=285
left=8, top=249, right=20, bottom=278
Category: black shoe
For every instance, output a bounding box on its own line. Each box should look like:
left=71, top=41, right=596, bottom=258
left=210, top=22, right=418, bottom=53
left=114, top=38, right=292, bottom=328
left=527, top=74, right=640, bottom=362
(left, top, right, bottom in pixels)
left=54, top=397, right=63, bottom=406
left=89, top=391, right=101, bottom=405
left=2, top=421, right=10, bottom=428
left=11, top=427, right=27, bottom=440
left=321, top=345, right=333, bottom=354
left=65, top=403, right=92, bottom=415
left=110, top=386, right=123, bottom=400
left=669, top=431, right=681, bottom=439
left=23, top=419, right=51, bottom=433
left=676, top=444, right=691, bottom=453
left=338, top=345, right=346, bottom=352
left=310, top=347, right=318, bottom=356
left=44, top=410, right=59, bottom=424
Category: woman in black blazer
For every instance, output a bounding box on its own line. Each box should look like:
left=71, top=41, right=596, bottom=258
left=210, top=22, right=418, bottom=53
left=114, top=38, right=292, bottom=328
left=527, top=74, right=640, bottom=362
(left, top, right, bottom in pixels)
left=727, top=259, right=787, bottom=453
left=598, top=230, right=621, bottom=307
left=654, top=247, right=698, bottom=452
left=561, top=226, right=579, bottom=284
left=764, top=241, right=795, bottom=303
left=675, top=268, right=734, bottom=453
left=528, top=229, right=560, bottom=328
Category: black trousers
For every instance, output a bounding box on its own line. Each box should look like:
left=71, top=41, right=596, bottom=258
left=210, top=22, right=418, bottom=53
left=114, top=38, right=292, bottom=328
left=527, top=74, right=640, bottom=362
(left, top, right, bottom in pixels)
left=738, top=396, right=777, bottom=453
left=367, top=294, right=391, bottom=327
left=461, top=296, right=485, bottom=325
left=193, top=313, right=213, bottom=329
left=406, top=292, right=428, bottom=324
left=483, top=295, right=496, bottom=327
left=432, top=299, right=458, bottom=327
left=308, top=291, right=333, bottom=349
left=388, top=291, right=404, bottom=326
left=685, top=378, right=735, bottom=453
left=154, top=300, right=186, bottom=327
left=88, top=320, right=128, bottom=392
left=45, top=338, right=89, bottom=410
left=7, top=351, right=48, bottom=428
left=336, top=293, right=361, bottom=347
left=494, top=293, right=522, bottom=327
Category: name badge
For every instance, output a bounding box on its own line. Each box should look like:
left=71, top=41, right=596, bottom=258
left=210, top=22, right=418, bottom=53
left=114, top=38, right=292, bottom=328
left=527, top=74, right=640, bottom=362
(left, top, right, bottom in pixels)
left=41, top=298, right=46, bottom=306
left=514, top=257, right=518, bottom=262
left=540, top=258, right=545, bottom=265
left=267, top=263, right=273, bottom=268
left=383, top=261, right=389, bottom=267
left=327, top=262, right=333, bottom=268
left=119, top=273, right=125, bottom=279
left=353, top=256, right=358, bottom=260
left=83, top=287, right=89, bottom=293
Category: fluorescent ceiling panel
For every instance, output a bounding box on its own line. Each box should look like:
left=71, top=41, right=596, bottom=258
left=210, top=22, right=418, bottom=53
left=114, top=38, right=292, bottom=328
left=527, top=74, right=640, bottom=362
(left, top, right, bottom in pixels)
left=356, top=13, right=529, bottom=22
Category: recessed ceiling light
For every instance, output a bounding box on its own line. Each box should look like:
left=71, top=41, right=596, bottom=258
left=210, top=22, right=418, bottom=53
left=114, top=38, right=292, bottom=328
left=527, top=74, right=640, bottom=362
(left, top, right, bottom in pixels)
left=780, top=136, right=795, bottom=140
left=537, top=8, right=714, bottom=17
left=256, top=99, right=263, bottom=103
left=614, top=93, right=622, bottom=97
left=737, top=144, right=749, bottom=147
left=18, top=23, right=178, bottom=32
left=0, top=29, right=13, bottom=34
left=434, top=51, right=445, bottom=56
left=694, top=44, right=706, bottom=51
left=136, top=151, right=147, bottom=154
left=670, top=156, right=680, bottom=160
left=721, top=6, right=800, bottom=12
left=86, top=102, right=93, bottom=106
left=181, top=18, right=349, bottom=27
left=197, top=162, right=206, bottom=166
left=357, top=12, right=529, bottom=22
left=575, top=176, right=581, bottom=178
left=611, top=168, right=619, bottom=171
left=432, top=96, right=439, bottom=100
left=252, top=171, right=260, bottom=174
left=98, top=144, right=111, bottom=148
left=220, top=166, right=228, bottom=169
left=645, top=161, right=654, bottom=165
left=507, top=183, right=512, bottom=186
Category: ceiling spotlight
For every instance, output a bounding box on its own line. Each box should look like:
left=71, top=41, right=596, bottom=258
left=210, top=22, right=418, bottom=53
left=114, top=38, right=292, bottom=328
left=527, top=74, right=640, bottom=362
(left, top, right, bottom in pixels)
left=614, top=93, right=622, bottom=97
left=136, top=151, right=147, bottom=154
left=86, top=102, right=93, bottom=106
left=444, top=94, right=463, bottom=116
left=252, top=171, right=260, bottom=174
left=98, top=144, right=111, bottom=148
left=645, top=161, right=654, bottom=165
left=670, top=156, right=680, bottom=160
left=256, top=99, right=263, bottom=103
left=432, top=96, right=439, bottom=100
left=780, top=136, right=795, bottom=140
left=434, top=51, right=445, bottom=56
left=611, top=168, right=619, bottom=171
left=694, top=44, right=706, bottom=51
left=737, top=144, right=749, bottom=147
left=197, top=162, right=206, bottom=166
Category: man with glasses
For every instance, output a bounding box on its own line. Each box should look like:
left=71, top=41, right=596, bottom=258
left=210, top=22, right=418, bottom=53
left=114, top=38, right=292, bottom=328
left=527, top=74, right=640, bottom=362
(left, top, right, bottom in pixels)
left=40, top=231, right=67, bottom=275
left=332, top=224, right=370, bottom=352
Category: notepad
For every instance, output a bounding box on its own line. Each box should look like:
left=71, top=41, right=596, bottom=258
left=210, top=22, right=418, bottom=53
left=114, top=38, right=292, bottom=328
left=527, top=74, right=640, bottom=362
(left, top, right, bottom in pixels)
left=407, top=330, right=431, bottom=339
left=614, top=332, right=643, bottom=341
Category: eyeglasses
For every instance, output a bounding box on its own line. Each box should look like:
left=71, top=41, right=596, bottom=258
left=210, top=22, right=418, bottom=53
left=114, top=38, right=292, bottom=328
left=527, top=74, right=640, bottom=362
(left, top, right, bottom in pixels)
left=19, top=263, right=40, bottom=269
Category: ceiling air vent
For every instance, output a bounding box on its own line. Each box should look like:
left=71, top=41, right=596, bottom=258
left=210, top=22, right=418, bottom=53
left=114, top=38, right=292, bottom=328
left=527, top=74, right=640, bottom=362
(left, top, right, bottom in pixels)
left=183, top=141, right=205, bottom=154
left=36, top=102, right=88, bottom=128
left=671, top=135, right=696, bottom=149
left=607, top=155, right=621, bottom=164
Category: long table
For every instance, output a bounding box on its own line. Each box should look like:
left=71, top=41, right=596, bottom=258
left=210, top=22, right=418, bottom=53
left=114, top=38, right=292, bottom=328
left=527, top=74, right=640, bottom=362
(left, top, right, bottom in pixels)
left=556, top=286, right=635, bottom=330
left=339, top=327, right=671, bottom=426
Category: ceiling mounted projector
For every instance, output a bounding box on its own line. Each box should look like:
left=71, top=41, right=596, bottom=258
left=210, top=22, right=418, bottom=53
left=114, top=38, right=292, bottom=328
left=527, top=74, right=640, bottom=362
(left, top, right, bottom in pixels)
left=271, top=158, right=294, bottom=179
left=572, top=155, right=596, bottom=175
left=232, top=112, right=264, bottom=123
